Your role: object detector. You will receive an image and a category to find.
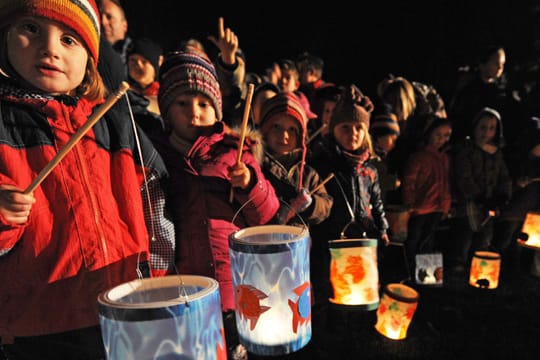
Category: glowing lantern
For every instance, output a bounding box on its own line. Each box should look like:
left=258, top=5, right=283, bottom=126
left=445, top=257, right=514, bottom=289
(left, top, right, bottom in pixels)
left=229, top=225, right=311, bottom=356
left=415, top=253, right=443, bottom=286
left=374, top=283, right=419, bottom=340
left=517, top=212, right=540, bottom=249
left=98, top=275, right=226, bottom=360
left=328, top=238, right=380, bottom=310
left=469, top=251, right=501, bottom=289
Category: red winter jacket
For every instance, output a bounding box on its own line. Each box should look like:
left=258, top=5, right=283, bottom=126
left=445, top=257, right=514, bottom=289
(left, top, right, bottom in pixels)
left=0, top=80, right=169, bottom=340
left=151, top=122, right=280, bottom=311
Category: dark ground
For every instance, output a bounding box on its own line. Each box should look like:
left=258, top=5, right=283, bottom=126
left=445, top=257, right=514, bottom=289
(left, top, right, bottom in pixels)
left=247, top=230, right=540, bottom=360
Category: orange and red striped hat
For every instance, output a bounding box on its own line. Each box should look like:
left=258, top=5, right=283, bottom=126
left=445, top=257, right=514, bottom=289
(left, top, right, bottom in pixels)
left=0, top=0, right=101, bottom=62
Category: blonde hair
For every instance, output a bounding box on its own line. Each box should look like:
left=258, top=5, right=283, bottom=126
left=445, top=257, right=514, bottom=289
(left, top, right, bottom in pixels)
left=380, top=76, right=416, bottom=123
left=358, top=121, right=375, bottom=156
left=76, top=56, right=107, bottom=101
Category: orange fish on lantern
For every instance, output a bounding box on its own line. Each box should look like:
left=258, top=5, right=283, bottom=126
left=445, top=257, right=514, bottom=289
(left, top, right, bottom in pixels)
left=288, top=281, right=311, bottom=333
left=235, top=284, right=271, bottom=330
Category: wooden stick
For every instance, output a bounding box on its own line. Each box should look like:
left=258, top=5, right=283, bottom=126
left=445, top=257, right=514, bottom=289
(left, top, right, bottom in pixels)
left=229, top=83, right=255, bottom=203
left=24, top=81, right=130, bottom=194
left=309, top=173, right=334, bottom=195
left=306, top=123, right=327, bottom=145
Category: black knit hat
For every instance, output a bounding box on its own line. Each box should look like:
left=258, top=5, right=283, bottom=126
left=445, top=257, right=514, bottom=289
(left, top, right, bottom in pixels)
left=127, top=37, right=163, bottom=79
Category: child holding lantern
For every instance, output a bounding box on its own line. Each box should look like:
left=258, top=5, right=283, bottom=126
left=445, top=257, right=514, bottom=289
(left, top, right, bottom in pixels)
left=151, top=50, right=280, bottom=359
left=0, top=1, right=174, bottom=358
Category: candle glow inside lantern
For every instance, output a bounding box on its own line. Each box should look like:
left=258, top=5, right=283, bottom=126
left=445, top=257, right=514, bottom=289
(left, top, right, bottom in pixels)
left=469, top=251, right=501, bottom=289
left=98, top=275, right=226, bottom=360
left=517, top=212, right=540, bottom=249
left=328, top=238, right=380, bottom=309
left=374, top=283, right=419, bottom=340
left=229, top=225, right=311, bottom=356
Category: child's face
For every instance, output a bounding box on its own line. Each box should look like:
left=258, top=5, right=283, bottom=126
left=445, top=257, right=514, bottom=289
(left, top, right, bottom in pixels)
left=279, top=70, right=300, bottom=93
left=474, top=116, right=497, bottom=146
left=375, top=134, right=398, bottom=153
left=428, top=125, right=452, bottom=150
left=7, top=16, right=88, bottom=95
left=128, top=54, right=156, bottom=89
left=321, top=100, right=337, bottom=131
left=265, top=115, right=300, bottom=155
left=167, top=93, right=218, bottom=141
left=333, top=122, right=365, bottom=151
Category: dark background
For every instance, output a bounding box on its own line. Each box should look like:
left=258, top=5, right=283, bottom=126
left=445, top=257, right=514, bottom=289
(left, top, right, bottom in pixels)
left=124, top=1, right=540, bottom=102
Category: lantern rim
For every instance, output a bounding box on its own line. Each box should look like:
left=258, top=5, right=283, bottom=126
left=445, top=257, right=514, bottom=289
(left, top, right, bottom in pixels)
left=383, top=283, right=419, bottom=303
left=328, top=238, right=378, bottom=248
left=98, top=274, right=219, bottom=309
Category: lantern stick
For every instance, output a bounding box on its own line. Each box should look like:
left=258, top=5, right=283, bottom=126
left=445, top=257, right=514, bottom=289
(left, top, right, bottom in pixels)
left=306, top=123, right=327, bottom=145
left=24, top=81, right=130, bottom=194
left=229, top=83, right=255, bottom=203
left=309, top=173, right=334, bottom=195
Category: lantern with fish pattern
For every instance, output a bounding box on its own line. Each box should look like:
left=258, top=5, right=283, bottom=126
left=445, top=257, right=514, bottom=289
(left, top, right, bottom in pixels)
left=229, top=225, right=311, bottom=356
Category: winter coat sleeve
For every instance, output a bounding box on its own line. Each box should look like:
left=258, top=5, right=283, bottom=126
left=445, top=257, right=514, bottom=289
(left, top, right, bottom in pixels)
left=232, top=150, right=280, bottom=226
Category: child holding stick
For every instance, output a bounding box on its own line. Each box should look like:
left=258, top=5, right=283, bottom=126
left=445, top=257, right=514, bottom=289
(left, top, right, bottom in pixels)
left=259, top=92, right=333, bottom=226
left=0, top=1, right=173, bottom=358
left=151, top=50, right=280, bottom=359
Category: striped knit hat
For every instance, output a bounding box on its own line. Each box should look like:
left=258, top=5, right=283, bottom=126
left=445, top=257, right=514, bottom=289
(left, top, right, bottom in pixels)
left=369, top=111, right=400, bottom=137
left=0, top=0, right=101, bottom=63
left=158, top=51, right=222, bottom=121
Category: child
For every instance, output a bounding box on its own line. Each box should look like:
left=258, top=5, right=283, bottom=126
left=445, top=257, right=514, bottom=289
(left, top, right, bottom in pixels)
left=126, top=36, right=163, bottom=115
left=151, top=50, right=280, bottom=359
left=369, top=109, right=402, bottom=206
left=401, top=115, right=452, bottom=272
left=259, top=92, right=333, bottom=227
left=448, top=107, right=512, bottom=274
left=0, top=1, right=174, bottom=358
left=309, top=84, right=389, bottom=304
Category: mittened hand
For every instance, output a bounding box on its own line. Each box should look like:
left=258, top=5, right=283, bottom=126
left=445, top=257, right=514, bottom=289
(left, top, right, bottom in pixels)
left=291, top=188, right=313, bottom=213
left=276, top=189, right=313, bottom=224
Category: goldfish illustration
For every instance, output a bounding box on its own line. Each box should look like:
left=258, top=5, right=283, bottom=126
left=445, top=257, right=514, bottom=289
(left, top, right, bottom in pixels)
left=235, top=284, right=270, bottom=330
left=288, top=281, right=311, bottom=333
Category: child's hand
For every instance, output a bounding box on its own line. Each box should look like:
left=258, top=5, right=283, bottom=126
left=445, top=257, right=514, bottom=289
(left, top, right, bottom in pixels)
left=208, top=17, right=238, bottom=66
left=277, top=189, right=312, bottom=224
left=228, top=162, right=251, bottom=190
left=290, top=188, right=313, bottom=213
left=381, top=233, right=390, bottom=246
left=0, top=184, right=36, bottom=224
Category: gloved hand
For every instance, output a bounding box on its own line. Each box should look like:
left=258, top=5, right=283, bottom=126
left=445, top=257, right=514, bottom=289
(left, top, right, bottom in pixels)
left=290, top=188, right=313, bottom=213
left=277, top=189, right=313, bottom=224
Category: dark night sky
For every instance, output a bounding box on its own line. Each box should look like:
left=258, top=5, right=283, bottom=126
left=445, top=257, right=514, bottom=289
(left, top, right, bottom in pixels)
left=124, top=1, right=539, bottom=100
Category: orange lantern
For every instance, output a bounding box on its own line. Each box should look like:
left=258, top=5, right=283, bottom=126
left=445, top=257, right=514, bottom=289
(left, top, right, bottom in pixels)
left=469, top=251, right=501, bottom=289
left=374, top=283, right=419, bottom=340
left=517, top=212, right=540, bottom=249
left=328, top=238, right=380, bottom=310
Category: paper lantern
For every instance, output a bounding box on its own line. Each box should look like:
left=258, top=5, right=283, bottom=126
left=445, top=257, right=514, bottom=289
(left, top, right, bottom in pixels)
left=98, top=275, right=226, bottom=360
left=229, top=225, right=311, bottom=356
left=328, top=238, right=380, bottom=309
left=415, top=253, right=443, bottom=286
left=517, top=212, right=540, bottom=250
left=374, top=283, right=419, bottom=340
left=469, top=251, right=501, bottom=289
